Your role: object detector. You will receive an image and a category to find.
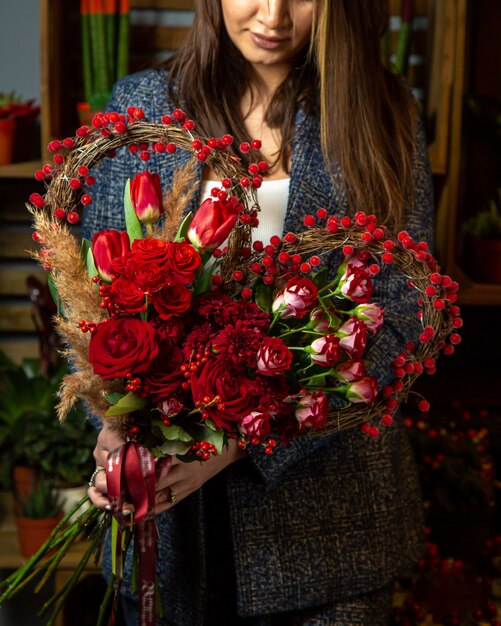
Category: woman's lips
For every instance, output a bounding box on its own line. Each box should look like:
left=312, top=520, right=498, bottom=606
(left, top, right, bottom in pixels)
left=250, top=32, right=288, bottom=50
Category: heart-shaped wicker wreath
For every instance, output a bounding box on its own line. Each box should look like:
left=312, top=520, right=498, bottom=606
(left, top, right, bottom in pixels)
left=28, top=110, right=462, bottom=436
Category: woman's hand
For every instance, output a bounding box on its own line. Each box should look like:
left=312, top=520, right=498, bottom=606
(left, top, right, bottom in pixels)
left=154, top=440, right=246, bottom=514
left=87, top=422, right=247, bottom=513
left=87, top=422, right=126, bottom=510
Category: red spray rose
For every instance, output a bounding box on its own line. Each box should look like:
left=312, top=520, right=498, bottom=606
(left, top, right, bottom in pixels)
left=91, top=230, right=130, bottom=282
left=124, top=256, right=168, bottom=293
left=187, top=196, right=242, bottom=251
left=130, top=171, right=164, bottom=224
left=256, top=337, right=293, bottom=376
left=165, top=242, right=202, bottom=284
left=151, top=284, right=192, bottom=319
left=272, top=276, right=318, bottom=319
left=88, top=318, right=158, bottom=379
left=132, top=239, right=171, bottom=269
left=109, top=276, right=147, bottom=313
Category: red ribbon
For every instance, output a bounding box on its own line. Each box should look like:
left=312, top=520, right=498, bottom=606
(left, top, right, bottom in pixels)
left=107, top=441, right=157, bottom=626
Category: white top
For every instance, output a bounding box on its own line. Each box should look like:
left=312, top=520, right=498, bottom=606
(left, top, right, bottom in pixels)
left=200, top=178, right=290, bottom=244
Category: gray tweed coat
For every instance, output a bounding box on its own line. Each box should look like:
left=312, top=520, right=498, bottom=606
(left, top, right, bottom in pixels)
left=83, top=69, right=434, bottom=625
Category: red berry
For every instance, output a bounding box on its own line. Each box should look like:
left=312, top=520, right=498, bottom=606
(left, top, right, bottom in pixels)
left=166, top=143, right=177, bottom=153
left=303, top=215, right=316, bottom=227
left=54, top=208, right=66, bottom=220
left=81, top=194, right=92, bottom=205
left=342, top=245, right=354, bottom=256
left=340, top=216, right=352, bottom=228
left=418, top=400, right=430, bottom=413
left=251, top=139, right=261, bottom=150
left=67, top=211, right=80, bottom=224
left=240, top=142, right=251, bottom=153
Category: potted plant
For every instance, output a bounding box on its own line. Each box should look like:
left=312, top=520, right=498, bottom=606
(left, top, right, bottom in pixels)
left=0, top=91, right=40, bottom=164
left=14, top=480, right=64, bottom=558
left=79, top=0, right=130, bottom=122
left=463, top=192, right=501, bottom=284
left=0, top=353, right=96, bottom=498
left=0, top=277, right=96, bottom=511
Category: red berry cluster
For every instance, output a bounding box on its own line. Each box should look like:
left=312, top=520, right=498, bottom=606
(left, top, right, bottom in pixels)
left=78, top=319, right=97, bottom=334
left=190, top=441, right=218, bottom=461
left=179, top=349, right=212, bottom=392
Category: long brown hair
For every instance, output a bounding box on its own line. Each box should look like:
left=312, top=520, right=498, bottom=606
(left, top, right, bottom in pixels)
left=166, top=0, right=417, bottom=228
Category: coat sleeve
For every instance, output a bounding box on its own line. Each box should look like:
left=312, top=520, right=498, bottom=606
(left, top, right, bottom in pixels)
left=245, top=117, right=434, bottom=489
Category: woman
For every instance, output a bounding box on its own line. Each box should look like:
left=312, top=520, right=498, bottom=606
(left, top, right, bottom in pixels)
left=86, top=1, right=434, bottom=624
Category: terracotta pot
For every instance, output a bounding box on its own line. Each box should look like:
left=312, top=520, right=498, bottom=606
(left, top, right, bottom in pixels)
left=0, top=118, right=15, bottom=165
left=465, top=235, right=501, bottom=284
left=15, top=513, right=62, bottom=558
left=12, top=465, right=39, bottom=515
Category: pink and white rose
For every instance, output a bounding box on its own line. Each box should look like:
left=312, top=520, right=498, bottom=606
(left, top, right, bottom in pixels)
left=256, top=337, right=293, bottom=376
left=353, top=303, right=384, bottom=334
left=309, top=335, right=342, bottom=367
left=335, top=360, right=366, bottom=382
left=345, top=377, right=378, bottom=404
left=272, top=276, right=318, bottom=319
left=336, top=316, right=368, bottom=359
left=295, top=391, right=328, bottom=430
left=239, top=411, right=271, bottom=440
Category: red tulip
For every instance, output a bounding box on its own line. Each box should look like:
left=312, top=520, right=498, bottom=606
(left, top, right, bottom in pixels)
left=130, top=172, right=164, bottom=224
left=187, top=197, right=241, bottom=251
left=92, top=229, right=130, bottom=282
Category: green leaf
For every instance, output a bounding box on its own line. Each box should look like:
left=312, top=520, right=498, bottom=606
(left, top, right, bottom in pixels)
left=47, top=274, right=65, bottom=317
left=86, top=247, right=99, bottom=283
left=104, top=392, right=125, bottom=405
left=312, top=266, right=329, bottom=289
left=174, top=211, right=193, bottom=242
left=104, top=392, right=145, bottom=417
left=254, top=281, right=273, bottom=313
left=152, top=419, right=192, bottom=442
left=154, top=440, right=193, bottom=456
left=124, top=179, right=144, bottom=243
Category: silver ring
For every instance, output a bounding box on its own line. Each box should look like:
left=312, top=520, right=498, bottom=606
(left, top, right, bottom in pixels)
left=88, top=467, right=105, bottom=487
left=169, top=489, right=177, bottom=504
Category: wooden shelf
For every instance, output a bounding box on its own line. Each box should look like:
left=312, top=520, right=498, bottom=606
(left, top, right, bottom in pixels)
left=0, top=161, right=41, bottom=179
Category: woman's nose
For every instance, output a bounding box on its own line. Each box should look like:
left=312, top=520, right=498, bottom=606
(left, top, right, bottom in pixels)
left=257, top=0, right=291, bottom=30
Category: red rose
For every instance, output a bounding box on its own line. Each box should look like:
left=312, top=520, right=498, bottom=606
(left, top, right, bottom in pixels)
left=132, top=239, right=171, bottom=269
left=89, top=318, right=158, bottom=380
left=165, top=242, right=202, bottom=285
left=145, top=344, right=185, bottom=403
left=109, top=276, right=146, bottom=313
left=124, top=256, right=168, bottom=293
left=151, top=283, right=192, bottom=319
left=191, top=357, right=258, bottom=430
left=256, top=337, right=293, bottom=376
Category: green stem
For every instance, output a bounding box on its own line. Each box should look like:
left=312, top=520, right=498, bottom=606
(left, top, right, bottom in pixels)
left=299, top=368, right=335, bottom=382
left=97, top=572, right=117, bottom=626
